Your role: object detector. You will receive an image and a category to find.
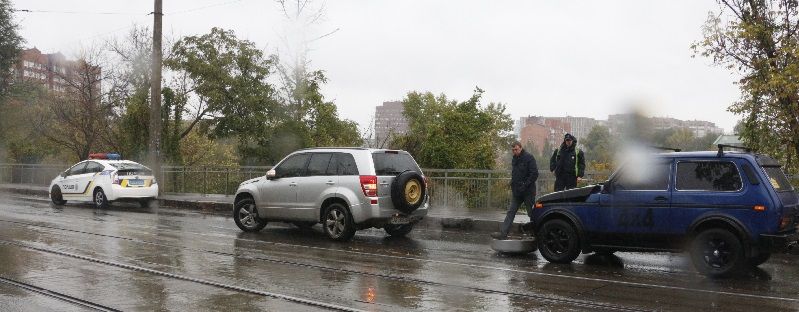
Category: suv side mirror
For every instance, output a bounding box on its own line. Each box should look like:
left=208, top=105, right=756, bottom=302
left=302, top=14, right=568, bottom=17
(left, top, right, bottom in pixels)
left=60, top=171, right=68, bottom=178
left=266, top=169, right=277, bottom=180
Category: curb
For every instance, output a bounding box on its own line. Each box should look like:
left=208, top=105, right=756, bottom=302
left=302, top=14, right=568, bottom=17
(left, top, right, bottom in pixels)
left=1, top=186, right=518, bottom=234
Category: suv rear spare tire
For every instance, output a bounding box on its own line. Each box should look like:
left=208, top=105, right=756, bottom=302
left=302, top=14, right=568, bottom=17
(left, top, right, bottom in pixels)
left=391, top=170, right=426, bottom=214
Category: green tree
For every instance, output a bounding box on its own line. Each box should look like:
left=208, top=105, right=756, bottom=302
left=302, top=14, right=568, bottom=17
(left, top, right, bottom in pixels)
left=0, top=0, right=23, bottom=95
left=584, top=124, right=614, bottom=164
left=665, top=128, right=696, bottom=152
left=242, top=67, right=361, bottom=165
left=104, top=26, right=155, bottom=161
left=165, top=27, right=279, bottom=146
left=392, top=88, right=514, bottom=169
left=35, top=56, right=112, bottom=162
left=694, top=0, right=799, bottom=173
left=0, top=82, right=58, bottom=162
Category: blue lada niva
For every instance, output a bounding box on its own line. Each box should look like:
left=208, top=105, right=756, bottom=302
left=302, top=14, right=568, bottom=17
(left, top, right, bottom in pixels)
left=532, top=146, right=798, bottom=277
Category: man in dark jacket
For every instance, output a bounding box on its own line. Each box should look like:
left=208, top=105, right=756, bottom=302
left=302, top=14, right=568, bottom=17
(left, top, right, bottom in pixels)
left=549, top=133, right=585, bottom=191
left=492, top=141, right=538, bottom=239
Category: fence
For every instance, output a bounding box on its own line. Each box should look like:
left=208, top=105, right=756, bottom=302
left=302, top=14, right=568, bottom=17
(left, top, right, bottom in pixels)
left=0, top=163, right=609, bottom=213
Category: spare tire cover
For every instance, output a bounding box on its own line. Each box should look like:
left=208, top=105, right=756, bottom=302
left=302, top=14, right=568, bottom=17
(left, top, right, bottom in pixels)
left=390, top=170, right=426, bottom=214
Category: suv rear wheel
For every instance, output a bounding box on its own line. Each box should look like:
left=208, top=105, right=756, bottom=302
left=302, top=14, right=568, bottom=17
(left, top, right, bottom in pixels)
left=233, top=198, right=267, bottom=232
left=690, top=228, right=745, bottom=277
left=537, top=219, right=581, bottom=263
left=384, top=223, right=414, bottom=237
left=323, top=203, right=356, bottom=241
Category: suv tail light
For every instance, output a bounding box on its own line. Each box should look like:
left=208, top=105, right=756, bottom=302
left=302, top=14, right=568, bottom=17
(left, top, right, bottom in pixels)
left=360, top=175, right=378, bottom=197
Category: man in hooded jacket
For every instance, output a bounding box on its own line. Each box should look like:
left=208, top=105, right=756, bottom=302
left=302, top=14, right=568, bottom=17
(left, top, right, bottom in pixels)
left=492, top=141, right=538, bottom=239
left=549, top=133, right=585, bottom=191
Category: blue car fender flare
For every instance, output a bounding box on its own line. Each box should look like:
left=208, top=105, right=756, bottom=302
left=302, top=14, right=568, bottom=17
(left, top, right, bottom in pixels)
left=687, top=213, right=754, bottom=256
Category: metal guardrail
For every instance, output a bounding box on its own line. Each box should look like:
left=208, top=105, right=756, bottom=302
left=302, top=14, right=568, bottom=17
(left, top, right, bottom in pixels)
left=0, top=163, right=609, bottom=212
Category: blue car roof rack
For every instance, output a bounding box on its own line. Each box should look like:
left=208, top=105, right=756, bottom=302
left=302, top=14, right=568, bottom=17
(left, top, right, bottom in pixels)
left=717, top=144, right=752, bottom=157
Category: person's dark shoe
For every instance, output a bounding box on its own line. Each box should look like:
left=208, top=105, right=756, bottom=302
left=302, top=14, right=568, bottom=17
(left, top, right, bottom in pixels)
left=491, top=232, right=508, bottom=240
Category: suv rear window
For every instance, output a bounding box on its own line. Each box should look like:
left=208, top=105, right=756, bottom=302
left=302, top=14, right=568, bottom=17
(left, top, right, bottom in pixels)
left=372, top=151, right=421, bottom=175
left=676, top=161, right=742, bottom=191
left=762, top=166, right=794, bottom=192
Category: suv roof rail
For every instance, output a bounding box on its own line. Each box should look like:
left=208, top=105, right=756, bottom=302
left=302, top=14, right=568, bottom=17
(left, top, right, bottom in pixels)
left=649, top=146, right=682, bottom=152
left=717, top=144, right=752, bottom=157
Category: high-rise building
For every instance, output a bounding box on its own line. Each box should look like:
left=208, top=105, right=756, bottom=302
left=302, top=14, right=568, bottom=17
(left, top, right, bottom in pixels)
left=13, top=48, right=100, bottom=94
left=519, top=116, right=572, bottom=154
left=607, top=114, right=723, bottom=138
left=546, top=116, right=606, bottom=141
left=374, top=101, right=409, bottom=148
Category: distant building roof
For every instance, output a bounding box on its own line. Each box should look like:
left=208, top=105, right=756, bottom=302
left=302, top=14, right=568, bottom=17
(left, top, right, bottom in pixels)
left=713, top=134, right=743, bottom=146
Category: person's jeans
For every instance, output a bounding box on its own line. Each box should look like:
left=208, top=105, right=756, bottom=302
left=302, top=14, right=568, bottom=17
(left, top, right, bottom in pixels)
left=499, top=193, right=534, bottom=236
left=554, top=173, right=577, bottom=191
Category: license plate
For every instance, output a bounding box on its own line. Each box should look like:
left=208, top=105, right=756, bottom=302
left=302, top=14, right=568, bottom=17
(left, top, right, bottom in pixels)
left=128, top=179, right=144, bottom=186
left=390, top=215, right=410, bottom=225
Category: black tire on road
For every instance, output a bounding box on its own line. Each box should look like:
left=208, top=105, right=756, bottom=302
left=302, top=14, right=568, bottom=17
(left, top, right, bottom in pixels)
left=323, top=203, right=356, bottom=241
left=233, top=197, right=267, bottom=232
left=537, top=219, right=581, bottom=264
left=690, top=228, right=745, bottom=277
left=93, top=188, right=109, bottom=209
left=390, top=170, right=426, bottom=214
left=384, top=223, right=414, bottom=237
left=139, top=199, right=154, bottom=208
left=748, top=252, right=771, bottom=267
left=50, top=186, right=67, bottom=205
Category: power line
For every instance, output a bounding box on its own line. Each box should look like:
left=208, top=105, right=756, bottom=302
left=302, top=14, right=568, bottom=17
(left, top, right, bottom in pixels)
left=14, top=0, right=246, bottom=17
left=13, top=9, right=147, bottom=16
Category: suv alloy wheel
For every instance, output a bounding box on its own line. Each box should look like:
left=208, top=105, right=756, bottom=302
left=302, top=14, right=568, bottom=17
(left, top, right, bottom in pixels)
left=537, top=219, right=581, bottom=263
left=324, top=203, right=356, bottom=241
left=233, top=198, right=267, bottom=232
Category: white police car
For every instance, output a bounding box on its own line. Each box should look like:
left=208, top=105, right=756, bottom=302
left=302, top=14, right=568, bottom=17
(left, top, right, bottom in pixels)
left=49, top=153, right=158, bottom=209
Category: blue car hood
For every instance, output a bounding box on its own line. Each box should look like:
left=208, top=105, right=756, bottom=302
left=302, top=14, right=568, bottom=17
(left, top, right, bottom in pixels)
left=537, top=184, right=602, bottom=204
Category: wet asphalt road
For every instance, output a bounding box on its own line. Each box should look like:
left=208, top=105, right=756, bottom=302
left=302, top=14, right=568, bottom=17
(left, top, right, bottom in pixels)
left=0, top=194, right=797, bottom=311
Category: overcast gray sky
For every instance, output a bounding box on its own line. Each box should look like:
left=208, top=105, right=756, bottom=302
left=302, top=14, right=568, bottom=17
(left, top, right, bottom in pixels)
left=13, top=0, right=741, bottom=134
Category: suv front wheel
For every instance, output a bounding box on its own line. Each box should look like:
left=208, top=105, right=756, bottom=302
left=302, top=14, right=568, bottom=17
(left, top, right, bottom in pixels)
left=233, top=198, right=267, bottom=232
left=323, top=203, right=356, bottom=241
left=537, top=219, right=581, bottom=263
left=690, top=228, right=744, bottom=277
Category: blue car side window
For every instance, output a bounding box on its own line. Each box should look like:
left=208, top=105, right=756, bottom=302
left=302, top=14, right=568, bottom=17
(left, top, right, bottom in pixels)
left=613, top=162, right=670, bottom=191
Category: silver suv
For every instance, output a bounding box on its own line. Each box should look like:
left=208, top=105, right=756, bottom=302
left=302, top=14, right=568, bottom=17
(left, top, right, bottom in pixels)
left=233, top=148, right=429, bottom=241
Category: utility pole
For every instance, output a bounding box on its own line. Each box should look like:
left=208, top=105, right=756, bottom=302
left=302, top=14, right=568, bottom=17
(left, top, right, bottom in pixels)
left=148, top=0, right=163, bottom=189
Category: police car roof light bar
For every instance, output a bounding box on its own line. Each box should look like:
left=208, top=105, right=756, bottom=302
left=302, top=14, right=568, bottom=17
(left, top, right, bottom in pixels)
left=717, top=144, right=752, bottom=157
left=88, top=153, right=122, bottom=160
left=649, top=146, right=682, bottom=152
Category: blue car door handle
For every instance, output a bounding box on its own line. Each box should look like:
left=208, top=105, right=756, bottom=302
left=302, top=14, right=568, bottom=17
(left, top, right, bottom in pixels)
left=654, top=196, right=668, bottom=202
